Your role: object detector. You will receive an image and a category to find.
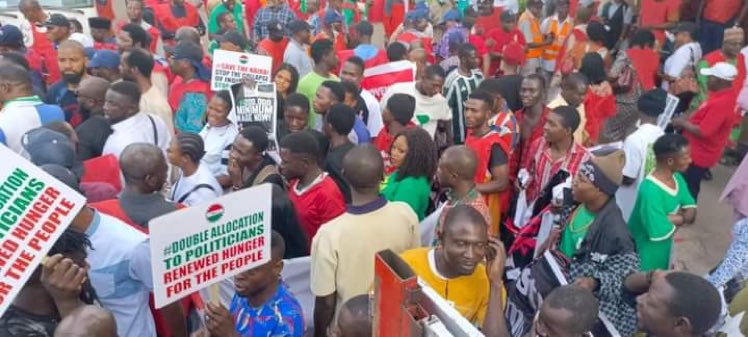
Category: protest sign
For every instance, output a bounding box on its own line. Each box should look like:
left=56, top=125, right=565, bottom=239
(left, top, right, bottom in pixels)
left=658, top=94, right=680, bottom=130
left=0, top=146, right=86, bottom=316
left=361, top=60, right=416, bottom=101
left=211, top=50, right=272, bottom=91
left=149, top=183, right=272, bottom=308
left=229, top=82, right=279, bottom=153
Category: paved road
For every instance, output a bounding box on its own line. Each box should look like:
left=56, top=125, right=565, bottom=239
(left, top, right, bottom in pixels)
left=673, top=164, right=737, bottom=275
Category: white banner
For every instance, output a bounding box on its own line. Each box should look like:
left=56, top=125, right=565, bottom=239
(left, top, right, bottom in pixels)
left=211, top=50, right=273, bottom=91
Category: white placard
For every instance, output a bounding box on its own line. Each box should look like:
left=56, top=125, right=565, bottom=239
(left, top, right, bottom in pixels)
left=149, top=183, right=272, bottom=308
left=0, top=146, right=86, bottom=316
left=211, top=50, right=272, bottom=91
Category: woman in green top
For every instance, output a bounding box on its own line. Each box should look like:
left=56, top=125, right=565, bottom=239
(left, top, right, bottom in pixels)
left=629, top=134, right=696, bottom=271
left=381, top=128, right=437, bottom=220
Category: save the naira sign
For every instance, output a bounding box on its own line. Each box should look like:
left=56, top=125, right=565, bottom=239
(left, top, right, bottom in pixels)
left=211, top=50, right=273, bottom=91
left=149, top=183, right=272, bottom=308
left=0, top=146, right=85, bottom=316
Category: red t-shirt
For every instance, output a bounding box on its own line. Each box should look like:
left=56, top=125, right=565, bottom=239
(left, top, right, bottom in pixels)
left=684, top=88, right=740, bottom=168
left=639, top=0, right=680, bottom=43
left=485, top=27, right=526, bottom=76
left=258, top=37, right=289, bottom=74
left=288, top=174, right=346, bottom=241
left=474, top=9, right=502, bottom=34
left=703, top=0, right=743, bottom=24
left=368, top=0, right=385, bottom=22
left=627, top=47, right=660, bottom=90
left=28, top=22, right=60, bottom=86
left=168, top=77, right=212, bottom=112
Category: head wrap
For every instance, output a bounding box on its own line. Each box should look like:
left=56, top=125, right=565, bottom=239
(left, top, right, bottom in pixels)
left=579, top=150, right=625, bottom=196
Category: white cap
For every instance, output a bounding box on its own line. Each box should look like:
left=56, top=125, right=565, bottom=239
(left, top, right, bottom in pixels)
left=700, top=62, right=738, bottom=81
left=69, top=32, right=94, bottom=48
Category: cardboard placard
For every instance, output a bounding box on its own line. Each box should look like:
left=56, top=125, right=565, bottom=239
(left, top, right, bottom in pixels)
left=229, top=82, right=279, bottom=153
left=149, top=183, right=272, bottom=308
left=211, top=50, right=273, bottom=91
left=361, top=60, right=416, bottom=101
left=0, top=146, right=86, bottom=316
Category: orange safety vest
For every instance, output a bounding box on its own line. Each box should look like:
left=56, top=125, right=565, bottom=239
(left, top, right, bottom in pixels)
left=542, top=17, right=572, bottom=62
left=519, top=11, right=543, bottom=59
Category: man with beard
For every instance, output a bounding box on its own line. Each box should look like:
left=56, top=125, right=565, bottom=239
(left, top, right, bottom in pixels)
left=117, top=24, right=170, bottom=98
left=121, top=48, right=174, bottom=135
left=45, top=40, right=90, bottom=127
left=74, top=77, right=113, bottom=160
left=0, top=64, right=64, bottom=156
left=205, top=232, right=305, bottom=336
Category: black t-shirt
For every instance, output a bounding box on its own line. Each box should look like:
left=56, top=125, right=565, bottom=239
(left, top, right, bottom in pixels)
left=325, top=143, right=355, bottom=203
left=74, top=115, right=112, bottom=161
left=495, top=75, right=524, bottom=112
left=0, top=305, right=58, bottom=337
left=489, top=143, right=508, bottom=168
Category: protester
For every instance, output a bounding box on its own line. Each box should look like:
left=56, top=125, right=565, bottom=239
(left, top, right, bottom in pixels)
left=464, top=90, right=511, bottom=235
left=328, top=295, right=372, bottom=337
left=91, top=143, right=176, bottom=229
left=278, top=93, right=311, bottom=139
left=401, top=205, right=508, bottom=336
left=0, top=64, right=65, bottom=156
left=88, top=17, right=117, bottom=51
left=444, top=43, right=484, bottom=145
left=490, top=42, right=525, bottom=111
left=616, top=89, right=668, bottom=221
left=208, top=0, right=247, bottom=37
left=120, top=0, right=162, bottom=54
left=53, top=305, right=118, bottom=337
left=625, top=271, right=721, bottom=337
left=0, top=25, right=44, bottom=92
left=518, top=0, right=551, bottom=75
left=44, top=13, right=74, bottom=46
left=121, top=48, right=175, bottom=136
left=101, top=81, right=171, bottom=158
left=154, top=0, right=205, bottom=44
left=311, top=145, right=420, bottom=336
left=323, top=103, right=356, bottom=199
left=547, top=73, right=588, bottom=144
left=382, top=65, right=451, bottom=140
left=629, top=134, right=696, bottom=271
left=253, top=0, right=298, bottom=41
left=228, top=126, right=285, bottom=189
left=87, top=50, right=121, bottom=83
left=697, top=0, right=748, bottom=55
left=199, top=91, right=238, bottom=187
left=540, top=0, right=572, bottom=77
left=578, top=53, right=617, bottom=145
left=436, top=145, right=492, bottom=235
left=673, top=62, right=739, bottom=199
left=18, top=0, right=61, bottom=87
left=298, top=39, right=339, bottom=127
left=284, top=20, right=314, bottom=77
left=275, top=63, right=300, bottom=104
left=662, top=22, right=701, bottom=113
left=531, top=285, right=599, bottom=337
left=340, top=21, right=388, bottom=68
left=511, top=74, right=549, bottom=179
left=626, top=29, right=660, bottom=90
left=280, top=131, right=346, bottom=240
left=71, top=77, right=111, bottom=161
left=382, top=127, right=436, bottom=220
left=167, top=41, right=211, bottom=133
left=316, top=10, right=347, bottom=52
left=338, top=56, right=384, bottom=139
left=258, top=21, right=289, bottom=74
left=117, top=24, right=170, bottom=96
left=695, top=27, right=746, bottom=108
left=46, top=40, right=89, bottom=127
left=205, top=231, right=305, bottom=336
left=484, top=11, right=525, bottom=77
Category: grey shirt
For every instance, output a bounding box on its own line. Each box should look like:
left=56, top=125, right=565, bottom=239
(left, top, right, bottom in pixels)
left=284, top=39, right=314, bottom=77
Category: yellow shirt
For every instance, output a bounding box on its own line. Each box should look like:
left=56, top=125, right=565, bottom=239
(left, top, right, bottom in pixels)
left=400, top=247, right=490, bottom=325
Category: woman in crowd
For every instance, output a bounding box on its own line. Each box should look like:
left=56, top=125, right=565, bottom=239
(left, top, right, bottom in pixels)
left=381, top=127, right=437, bottom=221
left=168, top=132, right=223, bottom=206
left=199, top=90, right=239, bottom=188
left=626, top=29, right=660, bottom=91
left=579, top=53, right=617, bottom=145
left=563, top=22, right=611, bottom=73
left=662, top=22, right=701, bottom=115
left=275, top=63, right=300, bottom=120
left=605, top=31, right=646, bottom=143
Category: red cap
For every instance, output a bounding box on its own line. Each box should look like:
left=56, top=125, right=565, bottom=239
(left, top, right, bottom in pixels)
left=502, top=41, right=525, bottom=66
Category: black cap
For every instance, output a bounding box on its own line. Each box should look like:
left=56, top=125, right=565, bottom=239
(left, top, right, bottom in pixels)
left=0, top=25, right=24, bottom=48
left=637, top=88, right=668, bottom=117
left=43, top=13, right=70, bottom=28
left=88, top=17, right=112, bottom=30
left=267, top=20, right=283, bottom=32
left=354, top=21, right=373, bottom=36
left=165, top=40, right=204, bottom=63
left=288, top=19, right=311, bottom=34
left=216, top=30, right=248, bottom=50
left=672, top=22, right=697, bottom=37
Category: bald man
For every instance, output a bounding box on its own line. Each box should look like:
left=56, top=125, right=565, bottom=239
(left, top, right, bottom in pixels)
left=73, top=77, right=113, bottom=160
left=18, top=0, right=61, bottom=86
left=90, top=143, right=178, bottom=229
left=331, top=295, right=372, bottom=337
left=435, top=145, right=492, bottom=239
left=0, top=63, right=65, bottom=156
left=175, top=26, right=201, bottom=45
left=311, top=145, right=420, bottom=336
left=45, top=40, right=90, bottom=127
left=54, top=305, right=117, bottom=337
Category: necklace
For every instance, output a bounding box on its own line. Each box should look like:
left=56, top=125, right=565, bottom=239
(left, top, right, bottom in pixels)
left=568, top=206, right=594, bottom=233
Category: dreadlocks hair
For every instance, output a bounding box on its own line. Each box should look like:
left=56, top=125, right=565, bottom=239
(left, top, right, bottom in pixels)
left=48, top=229, right=98, bottom=305
left=176, top=132, right=206, bottom=164
left=392, top=127, right=437, bottom=182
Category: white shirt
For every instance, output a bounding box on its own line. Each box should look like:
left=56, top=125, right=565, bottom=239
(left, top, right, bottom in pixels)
left=199, top=123, right=239, bottom=177
left=0, top=96, right=64, bottom=157
left=493, top=0, right=519, bottom=13
left=360, top=90, right=384, bottom=137
left=140, top=86, right=174, bottom=135
left=662, top=42, right=702, bottom=91
left=284, top=39, right=313, bottom=78
left=616, top=123, right=665, bottom=221
left=170, top=164, right=223, bottom=206
left=103, top=112, right=171, bottom=159
left=737, top=46, right=748, bottom=112
left=86, top=211, right=155, bottom=337
left=381, top=82, right=451, bottom=138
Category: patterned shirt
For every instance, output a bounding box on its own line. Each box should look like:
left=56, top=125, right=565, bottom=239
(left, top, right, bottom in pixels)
left=435, top=188, right=492, bottom=244
left=253, top=4, right=298, bottom=41
left=0, top=306, right=57, bottom=337
left=709, top=218, right=748, bottom=288
left=523, top=138, right=590, bottom=203
left=230, top=282, right=305, bottom=337
left=444, top=69, right=484, bottom=144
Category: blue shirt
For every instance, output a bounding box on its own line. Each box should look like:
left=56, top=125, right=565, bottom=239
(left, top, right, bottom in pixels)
left=351, top=116, right=371, bottom=144
left=44, top=81, right=82, bottom=125
left=229, top=282, right=305, bottom=337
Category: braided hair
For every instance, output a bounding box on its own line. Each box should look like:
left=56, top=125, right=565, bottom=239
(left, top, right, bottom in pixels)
left=176, top=132, right=206, bottom=164
left=392, top=127, right=437, bottom=182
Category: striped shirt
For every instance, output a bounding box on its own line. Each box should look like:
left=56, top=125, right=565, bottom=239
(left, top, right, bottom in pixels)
left=444, top=69, right=484, bottom=144
left=523, top=137, right=591, bottom=203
